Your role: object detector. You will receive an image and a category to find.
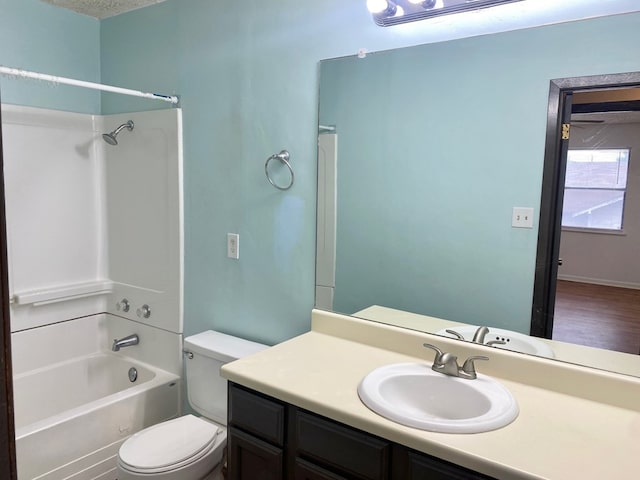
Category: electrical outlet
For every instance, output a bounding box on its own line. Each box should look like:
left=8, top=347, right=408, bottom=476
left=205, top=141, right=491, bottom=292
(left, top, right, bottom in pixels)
left=227, top=233, right=239, bottom=259
left=512, top=207, right=534, bottom=229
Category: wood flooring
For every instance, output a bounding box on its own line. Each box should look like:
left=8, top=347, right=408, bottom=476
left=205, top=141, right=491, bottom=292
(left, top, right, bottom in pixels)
left=552, top=280, right=640, bottom=354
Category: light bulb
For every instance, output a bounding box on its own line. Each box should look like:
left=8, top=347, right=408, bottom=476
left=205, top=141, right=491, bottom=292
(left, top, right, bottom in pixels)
left=366, top=0, right=398, bottom=16
left=366, top=0, right=390, bottom=14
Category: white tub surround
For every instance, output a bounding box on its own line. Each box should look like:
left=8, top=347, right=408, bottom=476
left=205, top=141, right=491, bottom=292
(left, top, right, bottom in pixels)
left=11, top=314, right=183, bottom=378
left=103, top=109, right=184, bottom=334
left=2, top=105, right=109, bottom=330
left=2, top=104, right=184, bottom=334
left=221, top=309, right=640, bottom=480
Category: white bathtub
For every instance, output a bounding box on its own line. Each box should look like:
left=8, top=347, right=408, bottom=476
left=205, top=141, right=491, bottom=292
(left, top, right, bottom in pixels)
left=13, top=352, right=180, bottom=480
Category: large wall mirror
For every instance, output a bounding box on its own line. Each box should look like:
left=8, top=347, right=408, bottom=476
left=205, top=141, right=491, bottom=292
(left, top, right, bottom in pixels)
left=314, top=16, right=640, bottom=378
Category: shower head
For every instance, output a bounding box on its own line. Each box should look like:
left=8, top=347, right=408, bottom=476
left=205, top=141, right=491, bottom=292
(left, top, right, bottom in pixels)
left=102, top=120, right=134, bottom=146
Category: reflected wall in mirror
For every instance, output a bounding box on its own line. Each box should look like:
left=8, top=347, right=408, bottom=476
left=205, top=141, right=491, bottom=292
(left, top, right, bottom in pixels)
left=315, top=13, right=640, bottom=377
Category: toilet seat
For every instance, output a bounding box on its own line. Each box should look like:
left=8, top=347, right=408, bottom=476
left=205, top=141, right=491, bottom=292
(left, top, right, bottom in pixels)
left=118, top=415, right=221, bottom=474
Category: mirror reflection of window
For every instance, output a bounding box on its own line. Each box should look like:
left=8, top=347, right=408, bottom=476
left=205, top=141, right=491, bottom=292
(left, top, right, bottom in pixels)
left=562, top=148, right=630, bottom=231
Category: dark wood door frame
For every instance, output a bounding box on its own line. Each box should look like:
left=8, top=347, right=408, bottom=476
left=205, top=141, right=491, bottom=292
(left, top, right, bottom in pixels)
left=0, top=94, right=18, bottom=478
left=531, top=71, right=640, bottom=339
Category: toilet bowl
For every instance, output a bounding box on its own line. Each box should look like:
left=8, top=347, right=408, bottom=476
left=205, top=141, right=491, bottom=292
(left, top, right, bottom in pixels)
left=116, top=331, right=267, bottom=480
left=117, top=415, right=225, bottom=480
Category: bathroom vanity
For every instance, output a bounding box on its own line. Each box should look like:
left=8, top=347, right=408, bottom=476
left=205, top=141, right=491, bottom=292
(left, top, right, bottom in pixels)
left=228, top=382, right=492, bottom=479
left=222, top=309, right=640, bottom=479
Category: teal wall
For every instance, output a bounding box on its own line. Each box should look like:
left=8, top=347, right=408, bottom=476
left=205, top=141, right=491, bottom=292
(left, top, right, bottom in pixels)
left=2, top=0, right=639, bottom=343
left=319, top=15, right=640, bottom=333
left=0, top=0, right=100, bottom=113
left=100, top=2, right=640, bottom=343
left=101, top=1, right=345, bottom=344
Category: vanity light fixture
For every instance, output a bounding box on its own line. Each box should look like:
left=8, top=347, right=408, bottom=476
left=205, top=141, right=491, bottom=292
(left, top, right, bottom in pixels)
left=367, top=0, right=524, bottom=27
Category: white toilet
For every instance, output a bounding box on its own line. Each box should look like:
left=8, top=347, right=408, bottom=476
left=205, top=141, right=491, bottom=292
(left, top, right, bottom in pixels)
left=116, top=330, right=267, bottom=480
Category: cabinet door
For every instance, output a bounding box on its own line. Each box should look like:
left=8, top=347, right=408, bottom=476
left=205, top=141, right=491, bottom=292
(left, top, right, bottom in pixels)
left=294, top=458, right=348, bottom=480
left=292, top=409, right=390, bottom=480
left=228, top=427, right=283, bottom=480
left=392, top=445, right=495, bottom=480
left=228, top=382, right=285, bottom=446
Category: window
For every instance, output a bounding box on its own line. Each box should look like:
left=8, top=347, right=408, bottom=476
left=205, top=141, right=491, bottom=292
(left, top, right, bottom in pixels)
left=562, top=148, right=630, bottom=231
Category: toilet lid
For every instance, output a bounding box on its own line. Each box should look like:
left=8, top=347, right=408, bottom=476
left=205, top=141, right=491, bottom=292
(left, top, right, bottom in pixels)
left=119, top=415, right=220, bottom=470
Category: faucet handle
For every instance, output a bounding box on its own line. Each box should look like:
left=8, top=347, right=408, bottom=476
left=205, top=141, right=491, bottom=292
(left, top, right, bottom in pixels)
left=137, top=304, right=151, bottom=319
left=116, top=298, right=130, bottom=313
left=461, top=355, right=489, bottom=379
left=423, top=343, right=444, bottom=364
left=445, top=329, right=465, bottom=340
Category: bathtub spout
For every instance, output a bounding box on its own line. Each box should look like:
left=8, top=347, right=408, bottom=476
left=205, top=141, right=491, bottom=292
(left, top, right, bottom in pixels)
left=112, top=334, right=139, bottom=352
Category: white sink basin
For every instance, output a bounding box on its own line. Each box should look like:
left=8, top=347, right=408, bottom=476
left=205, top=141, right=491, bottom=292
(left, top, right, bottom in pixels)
left=435, top=326, right=555, bottom=358
left=358, top=363, right=518, bottom=434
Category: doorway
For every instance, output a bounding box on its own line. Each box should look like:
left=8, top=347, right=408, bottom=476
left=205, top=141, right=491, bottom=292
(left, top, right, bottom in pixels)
left=531, top=71, right=640, bottom=356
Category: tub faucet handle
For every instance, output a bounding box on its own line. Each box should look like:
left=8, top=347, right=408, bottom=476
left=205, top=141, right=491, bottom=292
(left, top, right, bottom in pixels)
left=137, top=304, right=151, bottom=319
left=116, top=298, right=130, bottom=313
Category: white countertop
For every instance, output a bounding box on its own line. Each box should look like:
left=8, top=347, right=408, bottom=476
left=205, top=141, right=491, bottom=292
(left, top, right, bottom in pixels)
left=221, top=309, right=640, bottom=479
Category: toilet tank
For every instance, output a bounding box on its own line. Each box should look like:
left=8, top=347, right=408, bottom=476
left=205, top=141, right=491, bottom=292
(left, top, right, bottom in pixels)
left=184, top=330, right=267, bottom=424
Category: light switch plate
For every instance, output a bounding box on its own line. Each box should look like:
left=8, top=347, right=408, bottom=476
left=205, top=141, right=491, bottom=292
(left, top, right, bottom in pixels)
left=512, top=207, right=534, bottom=228
left=227, top=233, right=239, bottom=259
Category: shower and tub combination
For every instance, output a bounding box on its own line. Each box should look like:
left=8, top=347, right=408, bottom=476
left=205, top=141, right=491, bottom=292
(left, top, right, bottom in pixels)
left=1, top=69, right=184, bottom=480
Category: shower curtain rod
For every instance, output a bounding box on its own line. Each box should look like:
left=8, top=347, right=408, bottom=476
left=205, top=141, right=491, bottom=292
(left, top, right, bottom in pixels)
left=0, top=65, right=179, bottom=105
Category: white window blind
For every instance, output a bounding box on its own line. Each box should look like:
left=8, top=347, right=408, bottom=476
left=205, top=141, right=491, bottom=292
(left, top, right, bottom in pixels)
left=562, top=148, right=630, bottom=231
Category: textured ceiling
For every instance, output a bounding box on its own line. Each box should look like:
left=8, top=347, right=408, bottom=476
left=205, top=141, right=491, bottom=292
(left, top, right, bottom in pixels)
left=41, top=0, right=168, bottom=19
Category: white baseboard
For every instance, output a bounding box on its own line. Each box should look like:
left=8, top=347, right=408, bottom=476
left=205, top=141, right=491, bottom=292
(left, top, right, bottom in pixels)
left=557, top=274, right=640, bottom=290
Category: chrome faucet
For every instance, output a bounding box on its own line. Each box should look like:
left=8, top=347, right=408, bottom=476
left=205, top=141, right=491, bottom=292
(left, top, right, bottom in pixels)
left=472, top=326, right=508, bottom=347
left=112, top=334, right=139, bottom=352
left=446, top=326, right=507, bottom=347
left=423, top=343, right=488, bottom=380
left=472, top=326, right=490, bottom=344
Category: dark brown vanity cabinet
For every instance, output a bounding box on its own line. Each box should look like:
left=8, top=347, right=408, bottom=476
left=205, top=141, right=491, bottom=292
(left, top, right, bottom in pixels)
left=291, top=409, right=391, bottom=479
left=227, top=383, right=286, bottom=479
left=391, top=446, right=495, bottom=480
left=227, top=383, right=495, bottom=480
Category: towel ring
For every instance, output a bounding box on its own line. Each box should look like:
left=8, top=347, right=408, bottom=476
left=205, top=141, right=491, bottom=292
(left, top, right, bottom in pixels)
left=265, top=150, right=294, bottom=190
